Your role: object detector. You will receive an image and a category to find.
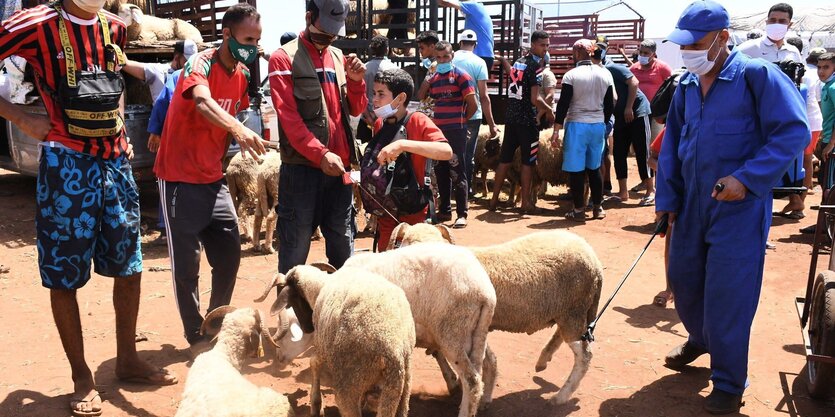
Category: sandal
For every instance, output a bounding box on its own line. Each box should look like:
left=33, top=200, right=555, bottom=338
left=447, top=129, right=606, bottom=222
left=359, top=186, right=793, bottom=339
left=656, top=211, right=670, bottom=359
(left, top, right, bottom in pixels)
left=565, top=210, right=586, bottom=222
left=653, top=290, right=673, bottom=307
left=452, top=217, right=468, bottom=229
left=638, top=195, right=656, bottom=207
left=70, top=391, right=102, bottom=417
left=592, top=205, right=606, bottom=219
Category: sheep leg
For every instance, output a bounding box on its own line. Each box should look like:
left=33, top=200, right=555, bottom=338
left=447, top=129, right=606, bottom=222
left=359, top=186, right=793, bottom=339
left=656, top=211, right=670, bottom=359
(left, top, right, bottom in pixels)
left=310, top=359, right=323, bottom=417
left=479, top=169, right=488, bottom=197
left=550, top=340, right=592, bottom=405
left=445, top=352, right=482, bottom=417
left=252, top=212, right=264, bottom=251
left=376, top=364, right=409, bottom=417
left=395, top=358, right=412, bottom=417
left=535, top=328, right=564, bottom=372
left=263, top=209, right=277, bottom=254
left=432, top=351, right=461, bottom=395
left=479, top=343, right=497, bottom=410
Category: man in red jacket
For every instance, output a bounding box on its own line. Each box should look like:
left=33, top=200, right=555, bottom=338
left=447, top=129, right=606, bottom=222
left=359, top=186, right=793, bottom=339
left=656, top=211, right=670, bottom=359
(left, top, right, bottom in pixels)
left=269, top=0, right=367, bottom=273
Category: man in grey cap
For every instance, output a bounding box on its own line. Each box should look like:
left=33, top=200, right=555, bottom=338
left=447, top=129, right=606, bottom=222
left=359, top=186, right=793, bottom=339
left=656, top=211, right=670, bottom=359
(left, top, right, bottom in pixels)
left=656, top=1, right=809, bottom=413
left=268, top=0, right=367, bottom=273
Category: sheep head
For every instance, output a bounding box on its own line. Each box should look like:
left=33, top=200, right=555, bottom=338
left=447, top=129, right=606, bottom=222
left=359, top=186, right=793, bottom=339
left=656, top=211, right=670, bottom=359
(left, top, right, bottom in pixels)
left=254, top=263, right=336, bottom=335
left=199, top=306, right=278, bottom=359
left=387, top=223, right=454, bottom=250
left=118, top=4, right=143, bottom=26
left=485, top=137, right=501, bottom=158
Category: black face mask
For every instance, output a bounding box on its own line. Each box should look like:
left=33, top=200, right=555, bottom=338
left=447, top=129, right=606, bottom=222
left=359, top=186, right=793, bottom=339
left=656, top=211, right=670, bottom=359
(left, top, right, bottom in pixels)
left=307, top=29, right=335, bottom=47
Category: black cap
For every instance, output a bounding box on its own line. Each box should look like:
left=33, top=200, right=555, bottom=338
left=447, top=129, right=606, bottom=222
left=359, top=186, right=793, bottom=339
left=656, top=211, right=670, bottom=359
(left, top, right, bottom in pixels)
left=280, top=32, right=298, bottom=46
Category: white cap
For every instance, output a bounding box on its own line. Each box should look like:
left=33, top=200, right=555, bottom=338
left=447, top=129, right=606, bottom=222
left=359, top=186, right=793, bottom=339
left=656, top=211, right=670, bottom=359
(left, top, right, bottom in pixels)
left=460, top=29, right=477, bottom=42
left=182, top=39, right=198, bottom=60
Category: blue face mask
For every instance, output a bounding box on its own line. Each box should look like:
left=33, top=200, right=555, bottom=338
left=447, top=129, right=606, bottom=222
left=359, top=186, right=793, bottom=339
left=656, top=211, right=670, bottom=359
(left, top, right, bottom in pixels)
left=543, top=52, right=551, bottom=66
left=600, top=50, right=607, bottom=61
left=422, top=57, right=432, bottom=69
left=436, top=62, right=453, bottom=74
left=827, top=72, right=835, bottom=84
left=531, top=54, right=542, bottom=63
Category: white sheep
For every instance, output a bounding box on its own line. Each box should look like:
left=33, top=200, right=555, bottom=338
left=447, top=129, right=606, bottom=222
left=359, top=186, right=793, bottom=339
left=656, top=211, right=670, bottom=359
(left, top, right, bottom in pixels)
left=260, top=265, right=415, bottom=417
left=507, top=127, right=568, bottom=206
left=386, top=223, right=604, bottom=405
left=119, top=4, right=203, bottom=44
left=344, top=244, right=496, bottom=417
left=175, top=306, right=294, bottom=417
left=257, top=245, right=497, bottom=417
left=226, top=153, right=263, bottom=244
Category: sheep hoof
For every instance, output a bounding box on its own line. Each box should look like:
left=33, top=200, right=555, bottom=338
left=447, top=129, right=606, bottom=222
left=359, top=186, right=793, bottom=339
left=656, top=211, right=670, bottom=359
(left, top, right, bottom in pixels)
left=263, top=245, right=276, bottom=254
left=534, top=362, right=547, bottom=372
left=550, top=390, right=571, bottom=405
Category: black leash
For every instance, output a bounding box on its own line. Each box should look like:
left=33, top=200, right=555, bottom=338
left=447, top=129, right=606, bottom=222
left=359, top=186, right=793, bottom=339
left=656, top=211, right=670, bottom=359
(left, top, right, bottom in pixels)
left=582, top=213, right=669, bottom=342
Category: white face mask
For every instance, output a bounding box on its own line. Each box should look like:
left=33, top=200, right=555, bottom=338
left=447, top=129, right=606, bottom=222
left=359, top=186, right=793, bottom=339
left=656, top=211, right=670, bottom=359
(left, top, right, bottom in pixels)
left=72, top=0, right=106, bottom=14
left=765, top=23, right=789, bottom=41
left=373, top=102, right=399, bottom=119
left=680, top=32, right=721, bottom=76
left=638, top=55, right=651, bottom=65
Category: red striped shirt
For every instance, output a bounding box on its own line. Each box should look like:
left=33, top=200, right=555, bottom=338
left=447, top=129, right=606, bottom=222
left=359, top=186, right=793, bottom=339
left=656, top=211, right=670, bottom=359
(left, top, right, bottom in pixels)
left=428, top=66, right=475, bottom=130
left=0, top=5, right=127, bottom=159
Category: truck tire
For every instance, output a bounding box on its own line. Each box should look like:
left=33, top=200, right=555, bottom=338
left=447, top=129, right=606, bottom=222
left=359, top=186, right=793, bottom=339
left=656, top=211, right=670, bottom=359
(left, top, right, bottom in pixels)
left=807, top=270, right=835, bottom=399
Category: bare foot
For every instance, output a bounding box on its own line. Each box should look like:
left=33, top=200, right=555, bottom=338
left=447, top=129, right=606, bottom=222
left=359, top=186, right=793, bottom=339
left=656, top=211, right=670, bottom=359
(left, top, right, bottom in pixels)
left=116, top=357, right=178, bottom=385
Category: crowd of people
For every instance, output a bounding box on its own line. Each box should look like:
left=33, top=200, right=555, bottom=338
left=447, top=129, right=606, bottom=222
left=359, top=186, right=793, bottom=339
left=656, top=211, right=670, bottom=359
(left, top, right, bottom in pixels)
left=0, top=0, right=833, bottom=415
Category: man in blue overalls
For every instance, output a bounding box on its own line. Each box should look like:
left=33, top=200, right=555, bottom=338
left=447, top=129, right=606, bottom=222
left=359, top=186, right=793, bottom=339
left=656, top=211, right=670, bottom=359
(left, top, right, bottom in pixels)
left=656, top=1, right=809, bottom=414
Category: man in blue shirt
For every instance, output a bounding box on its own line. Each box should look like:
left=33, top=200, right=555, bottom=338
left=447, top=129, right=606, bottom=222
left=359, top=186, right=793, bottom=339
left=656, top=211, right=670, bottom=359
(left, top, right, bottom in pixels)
left=657, top=1, right=809, bottom=414
left=439, top=0, right=495, bottom=69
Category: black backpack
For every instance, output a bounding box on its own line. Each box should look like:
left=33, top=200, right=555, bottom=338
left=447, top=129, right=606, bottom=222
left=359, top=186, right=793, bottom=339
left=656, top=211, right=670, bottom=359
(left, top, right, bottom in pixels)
left=359, top=113, right=432, bottom=217
left=650, top=68, right=687, bottom=122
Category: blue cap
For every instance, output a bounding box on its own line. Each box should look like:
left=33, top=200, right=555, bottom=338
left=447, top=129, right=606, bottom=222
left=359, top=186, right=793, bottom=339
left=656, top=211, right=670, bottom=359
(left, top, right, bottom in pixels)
left=665, top=0, right=730, bottom=46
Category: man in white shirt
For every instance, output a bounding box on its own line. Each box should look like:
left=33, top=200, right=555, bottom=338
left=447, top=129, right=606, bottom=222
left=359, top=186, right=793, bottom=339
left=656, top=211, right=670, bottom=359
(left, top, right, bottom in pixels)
left=734, top=3, right=801, bottom=63
left=122, top=39, right=197, bottom=100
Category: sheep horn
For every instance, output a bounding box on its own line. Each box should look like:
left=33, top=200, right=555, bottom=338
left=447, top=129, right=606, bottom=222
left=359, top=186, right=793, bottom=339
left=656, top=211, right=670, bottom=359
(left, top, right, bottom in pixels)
left=256, top=309, right=278, bottom=348
left=435, top=224, right=455, bottom=244
left=309, top=262, right=336, bottom=273
left=254, top=273, right=286, bottom=303
left=389, top=223, right=409, bottom=250
left=200, top=305, right=237, bottom=337
left=273, top=306, right=291, bottom=341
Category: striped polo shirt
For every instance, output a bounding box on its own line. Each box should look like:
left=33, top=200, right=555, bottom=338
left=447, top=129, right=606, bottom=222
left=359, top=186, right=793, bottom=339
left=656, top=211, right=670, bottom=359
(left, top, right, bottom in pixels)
left=428, top=65, right=475, bottom=130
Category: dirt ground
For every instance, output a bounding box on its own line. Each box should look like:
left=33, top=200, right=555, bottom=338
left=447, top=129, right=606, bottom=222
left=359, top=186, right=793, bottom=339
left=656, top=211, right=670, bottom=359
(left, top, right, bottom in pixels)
left=2, top=164, right=835, bottom=417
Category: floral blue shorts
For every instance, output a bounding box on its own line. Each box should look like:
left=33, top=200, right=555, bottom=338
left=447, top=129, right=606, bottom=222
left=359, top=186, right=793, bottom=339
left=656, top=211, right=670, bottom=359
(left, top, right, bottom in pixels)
left=36, top=145, right=142, bottom=290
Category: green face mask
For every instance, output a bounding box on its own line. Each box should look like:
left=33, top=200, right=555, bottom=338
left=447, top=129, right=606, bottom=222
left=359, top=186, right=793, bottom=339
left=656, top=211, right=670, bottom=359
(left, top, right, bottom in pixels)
left=228, top=34, right=258, bottom=65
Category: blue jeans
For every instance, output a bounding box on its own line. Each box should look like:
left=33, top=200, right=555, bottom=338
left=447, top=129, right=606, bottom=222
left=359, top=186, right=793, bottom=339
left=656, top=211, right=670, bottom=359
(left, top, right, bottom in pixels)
left=464, top=119, right=482, bottom=195
left=277, top=164, right=356, bottom=274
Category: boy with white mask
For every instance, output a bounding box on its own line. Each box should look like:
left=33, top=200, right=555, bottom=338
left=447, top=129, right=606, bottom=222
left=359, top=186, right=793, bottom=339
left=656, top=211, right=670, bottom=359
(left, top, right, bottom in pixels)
left=735, top=3, right=802, bottom=63
left=657, top=0, right=809, bottom=413
left=362, top=68, right=452, bottom=249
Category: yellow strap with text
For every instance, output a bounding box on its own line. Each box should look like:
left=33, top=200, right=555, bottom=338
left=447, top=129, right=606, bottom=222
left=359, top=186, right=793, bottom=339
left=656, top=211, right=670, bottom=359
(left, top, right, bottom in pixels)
left=67, top=117, right=124, bottom=137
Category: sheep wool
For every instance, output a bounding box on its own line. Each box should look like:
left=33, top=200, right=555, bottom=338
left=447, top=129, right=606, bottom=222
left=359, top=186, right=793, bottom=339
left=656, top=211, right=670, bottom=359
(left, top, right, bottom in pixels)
left=386, top=224, right=604, bottom=406
left=175, top=308, right=294, bottom=417
left=344, top=244, right=496, bottom=417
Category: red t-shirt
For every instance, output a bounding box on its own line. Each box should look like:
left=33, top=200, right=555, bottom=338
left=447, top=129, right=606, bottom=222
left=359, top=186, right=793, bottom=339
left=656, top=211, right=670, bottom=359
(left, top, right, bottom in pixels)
left=268, top=33, right=367, bottom=167
left=629, top=60, right=673, bottom=102
left=651, top=127, right=665, bottom=155
left=373, top=111, right=447, bottom=249
left=155, top=48, right=250, bottom=184
left=373, top=111, right=447, bottom=180
left=0, top=5, right=128, bottom=159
